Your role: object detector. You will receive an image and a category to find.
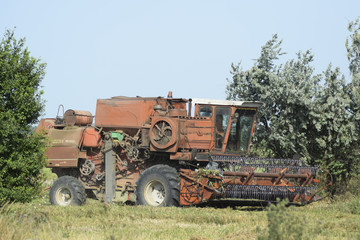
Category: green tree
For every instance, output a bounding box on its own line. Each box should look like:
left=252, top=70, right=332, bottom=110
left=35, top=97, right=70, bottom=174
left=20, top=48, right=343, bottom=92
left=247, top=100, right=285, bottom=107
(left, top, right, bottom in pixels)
left=347, top=18, right=360, bottom=130
left=346, top=18, right=360, bottom=78
left=0, top=29, right=47, bottom=204
left=226, top=35, right=321, bottom=161
left=226, top=30, right=359, bottom=188
left=346, top=17, right=360, bottom=178
left=310, top=66, right=357, bottom=184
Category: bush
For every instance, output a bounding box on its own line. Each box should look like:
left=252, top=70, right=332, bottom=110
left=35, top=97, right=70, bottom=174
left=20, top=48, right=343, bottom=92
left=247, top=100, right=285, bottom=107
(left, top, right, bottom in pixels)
left=330, top=192, right=360, bottom=215
left=346, top=174, right=360, bottom=196
left=257, top=200, right=321, bottom=240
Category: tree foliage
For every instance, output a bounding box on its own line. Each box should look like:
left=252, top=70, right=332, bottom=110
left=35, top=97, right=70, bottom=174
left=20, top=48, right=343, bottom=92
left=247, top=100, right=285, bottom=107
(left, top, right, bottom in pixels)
left=346, top=18, right=360, bottom=78
left=227, top=18, right=360, bottom=188
left=347, top=19, right=360, bottom=138
left=0, top=29, right=47, bottom=204
left=346, top=18, right=360, bottom=178
left=311, top=66, right=357, bottom=179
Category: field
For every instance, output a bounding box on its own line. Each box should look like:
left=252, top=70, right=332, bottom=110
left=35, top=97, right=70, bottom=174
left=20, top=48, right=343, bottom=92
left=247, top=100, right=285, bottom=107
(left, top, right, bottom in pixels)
left=1, top=193, right=359, bottom=240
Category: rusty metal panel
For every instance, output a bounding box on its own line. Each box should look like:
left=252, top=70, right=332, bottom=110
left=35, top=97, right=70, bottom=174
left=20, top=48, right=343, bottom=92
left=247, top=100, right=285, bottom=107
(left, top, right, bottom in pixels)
left=95, top=98, right=158, bottom=129
left=95, top=97, right=188, bottom=129
left=46, top=146, right=79, bottom=167
left=36, top=118, right=55, bottom=133
left=170, top=152, right=192, bottom=161
left=48, top=127, right=84, bottom=147
left=82, top=127, right=101, bottom=147
left=179, top=118, right=212, bottom=150
left=168, top=109, right=187, bottom=117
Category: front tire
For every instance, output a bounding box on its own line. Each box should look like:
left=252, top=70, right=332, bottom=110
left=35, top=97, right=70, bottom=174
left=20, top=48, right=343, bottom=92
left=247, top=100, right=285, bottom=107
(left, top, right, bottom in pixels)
left=136, top=165, right=179, bottom=207
left=50, top=176, right=86, bottom=206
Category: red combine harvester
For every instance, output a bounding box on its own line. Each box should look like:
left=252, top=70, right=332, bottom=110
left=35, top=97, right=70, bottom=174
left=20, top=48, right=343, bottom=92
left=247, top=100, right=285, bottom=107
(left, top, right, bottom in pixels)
left=37, top=93, right=320, bottom=206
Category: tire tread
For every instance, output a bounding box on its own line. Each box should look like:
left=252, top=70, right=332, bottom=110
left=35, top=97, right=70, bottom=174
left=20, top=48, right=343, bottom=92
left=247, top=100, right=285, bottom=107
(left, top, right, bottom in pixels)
left=50, top=175, right=86, bottom=206
left=135, top=164, right=180, bottom=207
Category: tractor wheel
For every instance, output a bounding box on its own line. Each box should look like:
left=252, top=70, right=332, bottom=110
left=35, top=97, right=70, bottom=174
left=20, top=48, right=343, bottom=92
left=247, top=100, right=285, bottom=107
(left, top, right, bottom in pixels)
left=49, top=176, right=86, bottom=206
left=135, top=165, right=180, bottom=207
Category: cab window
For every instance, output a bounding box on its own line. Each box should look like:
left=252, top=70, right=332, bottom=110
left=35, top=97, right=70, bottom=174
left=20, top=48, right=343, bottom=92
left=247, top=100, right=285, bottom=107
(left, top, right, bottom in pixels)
left=199, top=106, right=212, bottom=117
left=214, top=107, right=231, bottom=149
left=226, top=108, right=256, bottom=152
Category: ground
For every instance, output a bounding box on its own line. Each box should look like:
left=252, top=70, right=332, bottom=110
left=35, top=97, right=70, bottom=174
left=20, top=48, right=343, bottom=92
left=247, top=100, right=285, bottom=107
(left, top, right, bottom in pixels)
left=0, top=193, right=359, bottom=240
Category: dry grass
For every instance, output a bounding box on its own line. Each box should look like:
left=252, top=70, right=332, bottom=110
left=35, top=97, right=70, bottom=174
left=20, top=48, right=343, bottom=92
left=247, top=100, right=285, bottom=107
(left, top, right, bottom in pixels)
left=0, top=195, right=359, bottom=240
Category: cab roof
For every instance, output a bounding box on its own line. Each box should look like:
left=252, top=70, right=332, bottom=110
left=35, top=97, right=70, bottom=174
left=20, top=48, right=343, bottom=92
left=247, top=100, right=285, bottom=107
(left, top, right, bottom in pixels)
left=191, top=98, right=263, bottom=108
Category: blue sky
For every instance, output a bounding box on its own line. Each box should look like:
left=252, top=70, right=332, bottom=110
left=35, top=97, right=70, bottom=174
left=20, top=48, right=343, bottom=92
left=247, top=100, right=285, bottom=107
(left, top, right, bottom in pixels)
left=1, top=1, right=359, bottom=118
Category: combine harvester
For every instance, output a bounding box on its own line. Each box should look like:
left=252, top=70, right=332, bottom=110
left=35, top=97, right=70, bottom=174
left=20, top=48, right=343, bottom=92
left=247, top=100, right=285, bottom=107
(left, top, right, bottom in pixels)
left=37, top=92, right=322, bottom=206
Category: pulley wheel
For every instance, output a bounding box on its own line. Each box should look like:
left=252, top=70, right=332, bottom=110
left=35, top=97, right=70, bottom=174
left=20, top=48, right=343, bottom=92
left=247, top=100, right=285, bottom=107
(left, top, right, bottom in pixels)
left=150, top=118, right=177, bottom=149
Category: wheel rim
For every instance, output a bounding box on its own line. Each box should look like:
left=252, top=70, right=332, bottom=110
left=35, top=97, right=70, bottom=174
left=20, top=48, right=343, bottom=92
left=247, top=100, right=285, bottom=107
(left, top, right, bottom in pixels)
left=55, top=187, right=72, bottom=206
left=144, top=180, right=166, bottom=206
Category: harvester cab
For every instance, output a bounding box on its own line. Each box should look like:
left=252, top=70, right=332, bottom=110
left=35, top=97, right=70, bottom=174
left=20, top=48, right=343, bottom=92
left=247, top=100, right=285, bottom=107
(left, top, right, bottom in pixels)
left=191, top=98, right=262, bottom=154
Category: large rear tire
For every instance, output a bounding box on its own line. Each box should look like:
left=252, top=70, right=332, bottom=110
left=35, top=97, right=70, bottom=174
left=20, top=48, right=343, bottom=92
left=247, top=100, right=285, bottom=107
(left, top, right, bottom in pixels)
left=49, top=176, right=86, bottom=206
left=135, top=165, right=180, bottom=207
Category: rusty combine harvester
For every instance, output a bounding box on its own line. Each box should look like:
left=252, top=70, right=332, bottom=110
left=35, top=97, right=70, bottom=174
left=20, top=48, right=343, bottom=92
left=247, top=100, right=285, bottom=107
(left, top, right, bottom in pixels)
left=37, top=93, right=320, bottom=206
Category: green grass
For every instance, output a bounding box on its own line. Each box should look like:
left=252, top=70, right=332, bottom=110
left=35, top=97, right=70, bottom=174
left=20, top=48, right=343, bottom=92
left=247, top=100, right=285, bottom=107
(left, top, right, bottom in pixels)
left=0, top=194, right=359, bottom=240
